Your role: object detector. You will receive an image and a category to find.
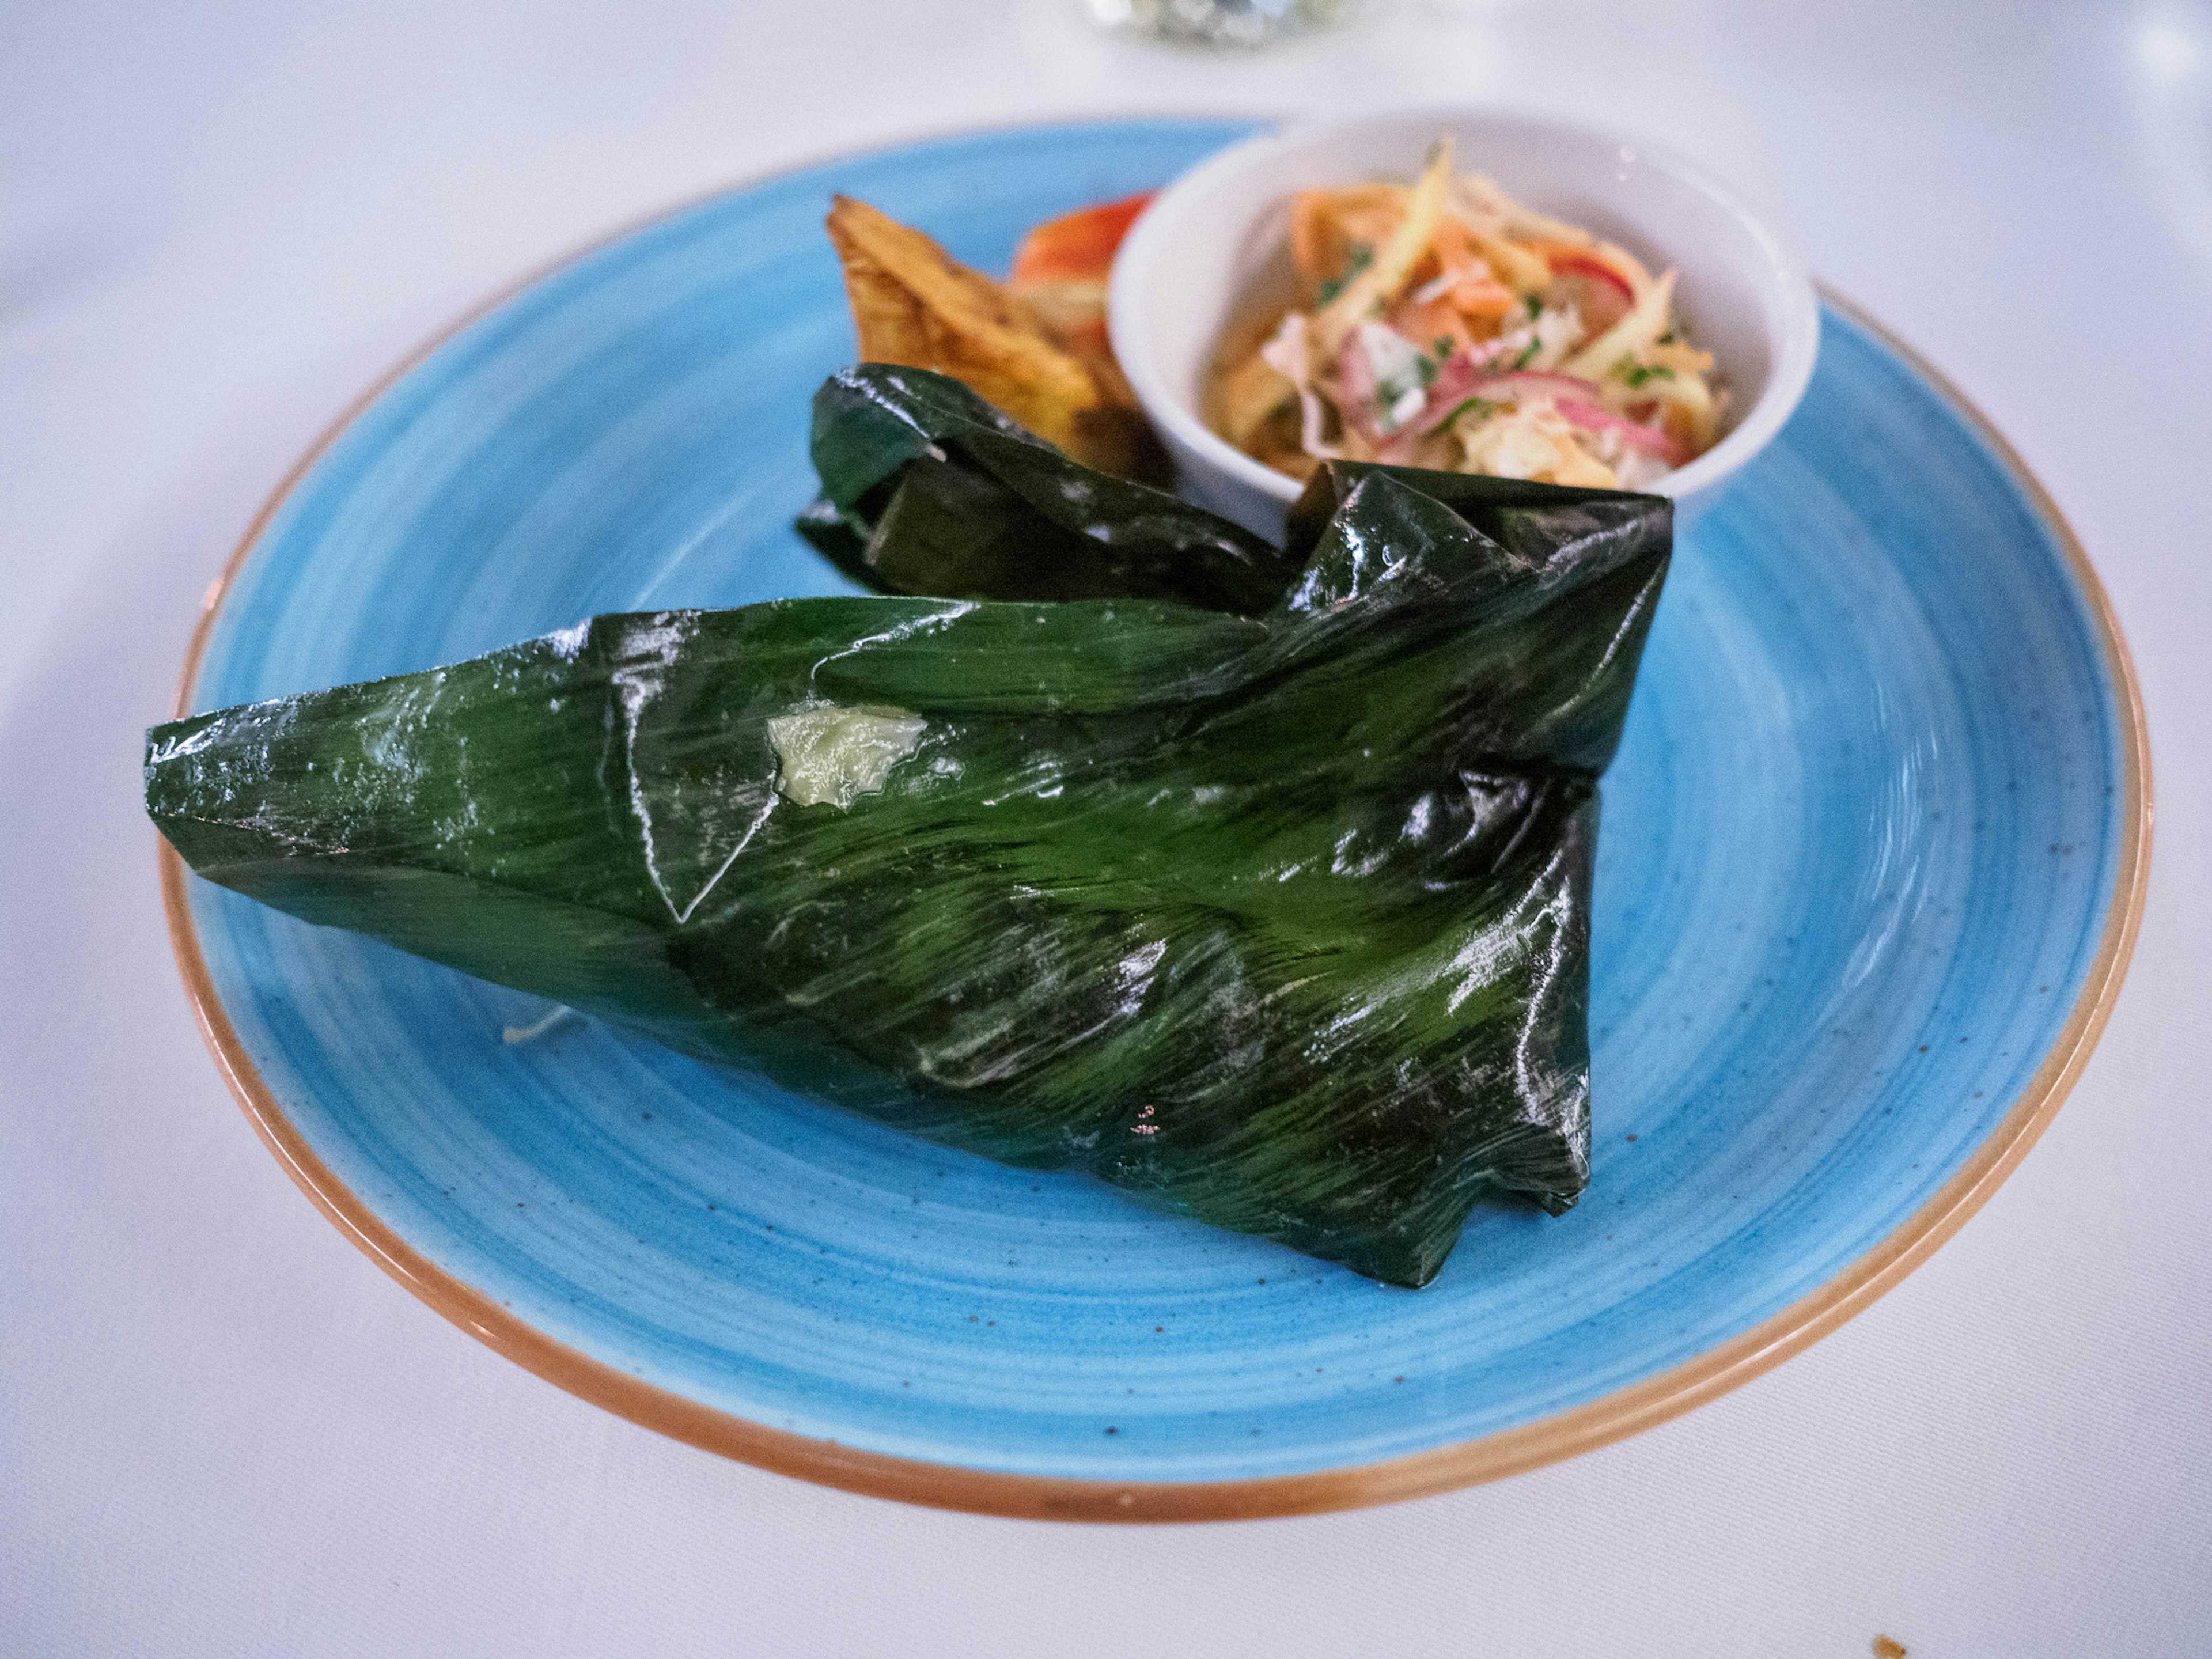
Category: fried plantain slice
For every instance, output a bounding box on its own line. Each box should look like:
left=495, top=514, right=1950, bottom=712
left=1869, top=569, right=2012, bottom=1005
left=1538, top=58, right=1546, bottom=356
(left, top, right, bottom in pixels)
left=825, top=194, right=1166, bottom=483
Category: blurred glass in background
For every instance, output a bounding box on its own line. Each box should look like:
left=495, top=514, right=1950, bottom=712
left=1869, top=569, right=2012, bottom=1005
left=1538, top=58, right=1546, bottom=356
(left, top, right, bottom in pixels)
left=1084, top=0, right=1355, bottom=50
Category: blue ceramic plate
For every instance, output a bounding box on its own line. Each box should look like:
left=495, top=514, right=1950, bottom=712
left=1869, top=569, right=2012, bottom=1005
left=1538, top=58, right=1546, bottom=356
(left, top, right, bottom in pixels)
left=164, top=120, right=2147, bottom=1520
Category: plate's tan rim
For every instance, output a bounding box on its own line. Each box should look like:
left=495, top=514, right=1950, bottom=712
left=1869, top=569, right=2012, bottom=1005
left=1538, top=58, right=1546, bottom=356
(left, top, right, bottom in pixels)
left=154, top=131, right=2152, bottom=1520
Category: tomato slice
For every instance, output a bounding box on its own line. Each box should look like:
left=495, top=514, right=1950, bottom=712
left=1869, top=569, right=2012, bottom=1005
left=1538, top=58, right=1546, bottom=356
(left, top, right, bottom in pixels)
left=1010, top=191, right=1158, bottom=286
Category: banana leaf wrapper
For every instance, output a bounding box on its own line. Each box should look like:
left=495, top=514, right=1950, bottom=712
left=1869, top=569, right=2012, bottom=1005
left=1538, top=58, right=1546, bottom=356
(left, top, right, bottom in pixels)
left=796, top=364, right=1303, bottom=613
left=147, top=400, right=1669, bottom=1287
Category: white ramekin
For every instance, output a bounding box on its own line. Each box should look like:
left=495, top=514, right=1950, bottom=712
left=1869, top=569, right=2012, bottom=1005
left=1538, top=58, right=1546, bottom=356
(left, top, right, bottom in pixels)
left=1109, top=111, right=1820, bottom=539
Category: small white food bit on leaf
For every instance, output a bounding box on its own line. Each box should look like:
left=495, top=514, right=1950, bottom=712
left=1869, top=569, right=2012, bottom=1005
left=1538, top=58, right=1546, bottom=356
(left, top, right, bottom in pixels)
left=768, top=703, right=927, bottom=808
left=502, top=1003, right=578, bottom=1044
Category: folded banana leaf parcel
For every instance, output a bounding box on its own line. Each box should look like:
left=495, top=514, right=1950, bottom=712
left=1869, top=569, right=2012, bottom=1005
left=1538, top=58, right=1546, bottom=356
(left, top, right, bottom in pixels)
left=147, top=366, right=1672, bottom=1287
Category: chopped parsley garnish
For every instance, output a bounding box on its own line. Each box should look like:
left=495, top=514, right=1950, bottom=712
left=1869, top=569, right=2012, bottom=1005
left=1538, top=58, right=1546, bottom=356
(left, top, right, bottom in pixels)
left=1437, top=396, right=1501, bottom=428
left=1512, top=338, right=1541, bottom=370
left=1315, top=243, right=1374, bottom=305
left=1414, top=338, right=1457, bottom=389
left=1619, top=360, right=1676, bottom=388
left=1524, top=293, right=1543, bottom=321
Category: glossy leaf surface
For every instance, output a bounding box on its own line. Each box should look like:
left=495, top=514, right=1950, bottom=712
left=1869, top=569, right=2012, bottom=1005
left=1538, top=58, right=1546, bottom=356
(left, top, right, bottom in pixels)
left=798, top=365, right=1301, bottom=612
left=148, top=445, right=1668, bottom=1286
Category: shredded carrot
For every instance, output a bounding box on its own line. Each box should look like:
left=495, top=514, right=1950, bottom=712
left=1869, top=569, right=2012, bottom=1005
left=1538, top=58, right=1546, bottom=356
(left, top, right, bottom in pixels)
left=1313, top=141, right=1455, bottom=361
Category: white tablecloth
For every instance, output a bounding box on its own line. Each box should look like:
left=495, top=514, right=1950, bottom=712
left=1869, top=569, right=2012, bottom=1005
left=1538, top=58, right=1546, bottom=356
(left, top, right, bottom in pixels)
left=6, top=2, right=2209, bottom=1652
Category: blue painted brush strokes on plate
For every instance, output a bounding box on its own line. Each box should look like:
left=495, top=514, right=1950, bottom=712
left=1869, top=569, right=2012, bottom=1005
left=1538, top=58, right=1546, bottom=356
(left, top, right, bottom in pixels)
left=184, top=120, right=2130, bottom=1481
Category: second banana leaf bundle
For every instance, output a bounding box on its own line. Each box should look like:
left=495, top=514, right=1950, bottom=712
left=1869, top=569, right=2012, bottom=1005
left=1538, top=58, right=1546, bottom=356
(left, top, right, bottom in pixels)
left=146, top=366, right=1672, bottom=1287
